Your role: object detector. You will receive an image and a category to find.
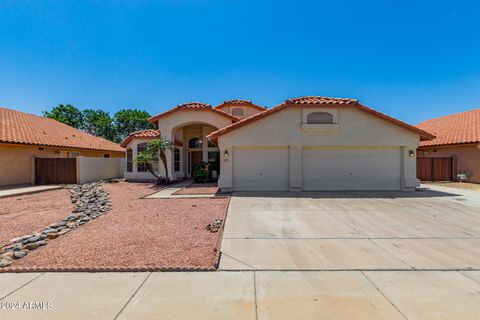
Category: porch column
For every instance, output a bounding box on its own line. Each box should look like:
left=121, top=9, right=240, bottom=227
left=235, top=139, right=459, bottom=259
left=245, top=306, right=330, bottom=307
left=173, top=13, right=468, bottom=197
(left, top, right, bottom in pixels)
left=202, top=126, right=209, bottom=162
left=289, top=145, right=302, bottom=191
left=401, top=146, right=419, bottom=191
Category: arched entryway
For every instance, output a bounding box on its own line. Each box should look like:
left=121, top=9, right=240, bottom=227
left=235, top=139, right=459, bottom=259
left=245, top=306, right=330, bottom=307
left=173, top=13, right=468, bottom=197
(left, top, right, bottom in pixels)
left=170, top=122, right=220, bottom=179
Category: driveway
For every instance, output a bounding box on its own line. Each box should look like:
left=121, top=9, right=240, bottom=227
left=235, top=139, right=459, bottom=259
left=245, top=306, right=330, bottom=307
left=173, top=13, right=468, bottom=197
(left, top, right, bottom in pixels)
left=220, top=185, right=480, bottom=270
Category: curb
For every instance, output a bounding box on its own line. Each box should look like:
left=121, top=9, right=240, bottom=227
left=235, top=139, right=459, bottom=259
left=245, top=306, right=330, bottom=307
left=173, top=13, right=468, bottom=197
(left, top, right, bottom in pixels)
left=0, top=266, right=216, bottom=273
left=213, top=196, right=231, bottom=269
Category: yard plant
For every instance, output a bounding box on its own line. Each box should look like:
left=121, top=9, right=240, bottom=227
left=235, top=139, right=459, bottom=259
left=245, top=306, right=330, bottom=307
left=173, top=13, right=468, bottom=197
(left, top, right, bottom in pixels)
left=135, top=137, right=174, bottom=184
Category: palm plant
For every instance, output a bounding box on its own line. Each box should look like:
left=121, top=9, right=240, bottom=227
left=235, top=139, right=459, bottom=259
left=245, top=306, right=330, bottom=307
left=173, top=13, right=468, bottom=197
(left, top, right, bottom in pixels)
left=135, top=137, right=174, bottom=184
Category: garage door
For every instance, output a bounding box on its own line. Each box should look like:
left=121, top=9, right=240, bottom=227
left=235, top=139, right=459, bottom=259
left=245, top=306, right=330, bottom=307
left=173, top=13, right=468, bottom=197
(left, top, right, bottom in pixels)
left=302, top=147, right=401, bottom=190
left=233, top=147, right=289, bottom=191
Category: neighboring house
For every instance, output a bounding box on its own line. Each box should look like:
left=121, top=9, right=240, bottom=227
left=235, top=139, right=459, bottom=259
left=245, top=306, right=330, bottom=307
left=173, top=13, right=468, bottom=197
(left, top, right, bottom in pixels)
left=0, top=107, right=125, bottom=186
left=416, top=109, right=480, bottom=183
left=122, top=97, right=434, bottom=191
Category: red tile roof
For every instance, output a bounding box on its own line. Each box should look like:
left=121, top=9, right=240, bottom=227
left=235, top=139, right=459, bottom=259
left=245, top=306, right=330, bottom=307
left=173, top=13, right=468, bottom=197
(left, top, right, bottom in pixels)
left=120, top=129, right=161, bottom=147
left=120, top=129, right=184, bottom=148
left=0, top=107, right=124, bottom=152
left=286, top=96, right=359, bottom=105
left=207, top=96, right=435, bottom=143
left=417, top=108, right=480, bottom=147
left=148, top=102, right=239, bottom=123
left=215, top=99, right=267, bottom=111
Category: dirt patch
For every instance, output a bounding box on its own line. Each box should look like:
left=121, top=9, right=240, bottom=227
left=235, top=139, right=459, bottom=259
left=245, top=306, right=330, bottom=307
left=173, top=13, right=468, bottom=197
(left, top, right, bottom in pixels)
left=0, top=189, right=73, bottom=245
left=7, top=182, right=228, bottom=270
left=427, top=182, right=480, bottom=192
left=173, top=182, right=221, bottom=195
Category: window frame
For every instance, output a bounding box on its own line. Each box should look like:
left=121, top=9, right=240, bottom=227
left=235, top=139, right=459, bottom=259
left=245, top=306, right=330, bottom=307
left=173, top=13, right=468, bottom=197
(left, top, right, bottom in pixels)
left=231, top=107, right=245, bottom=117
left=136, top=142, right=148, bottom=172
left=174, top=148, right=180, bottom=172
left=306, top=112, right=334, bottom=124
left=126, top=149, right=133, bottom=172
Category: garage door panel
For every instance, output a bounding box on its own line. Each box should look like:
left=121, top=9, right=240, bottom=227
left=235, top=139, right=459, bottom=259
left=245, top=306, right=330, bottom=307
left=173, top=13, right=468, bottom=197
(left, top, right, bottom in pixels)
left=303, top=148, right=401, bottom=191
left=233, top=148, right=289, bottom=191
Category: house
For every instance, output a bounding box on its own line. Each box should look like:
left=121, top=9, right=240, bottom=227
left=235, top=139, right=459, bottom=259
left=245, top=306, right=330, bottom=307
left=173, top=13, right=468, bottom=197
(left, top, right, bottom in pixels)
left=0, top=107, right=125, bottom=186
left=122, top=96, right=434, bottom=191
left=416, top=109, right=480, bottom=183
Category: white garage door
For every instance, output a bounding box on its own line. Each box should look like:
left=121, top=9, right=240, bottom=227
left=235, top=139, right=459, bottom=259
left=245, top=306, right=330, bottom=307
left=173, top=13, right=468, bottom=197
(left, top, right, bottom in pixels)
left=233, top=147, right=289, bottom=191
left=302, top=147, right=401, bottom=191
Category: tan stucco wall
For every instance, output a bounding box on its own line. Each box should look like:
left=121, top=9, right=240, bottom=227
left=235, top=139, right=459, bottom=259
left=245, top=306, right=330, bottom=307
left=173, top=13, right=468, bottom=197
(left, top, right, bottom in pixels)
left=418, top=144, right=480, bottom=183
left=218, top=105, right=263, bottom=119
left=217, top=105, right=420, bottom=191
left=0, top=144, right=124, bottom=186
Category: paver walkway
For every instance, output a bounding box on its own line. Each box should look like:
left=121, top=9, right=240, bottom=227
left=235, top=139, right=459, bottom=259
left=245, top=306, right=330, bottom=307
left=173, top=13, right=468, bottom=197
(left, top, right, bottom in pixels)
left=1, top=271, right=480, bottom=319
left=0, top=185, right=61, bottom=199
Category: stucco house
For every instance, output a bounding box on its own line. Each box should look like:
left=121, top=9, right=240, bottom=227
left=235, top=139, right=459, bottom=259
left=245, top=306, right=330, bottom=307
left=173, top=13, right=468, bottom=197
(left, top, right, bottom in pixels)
left=416, top=109, right=480, bottom=183
left=121, top=96, right=434, bottom=191
left=0, top=107, right=125, bottom=186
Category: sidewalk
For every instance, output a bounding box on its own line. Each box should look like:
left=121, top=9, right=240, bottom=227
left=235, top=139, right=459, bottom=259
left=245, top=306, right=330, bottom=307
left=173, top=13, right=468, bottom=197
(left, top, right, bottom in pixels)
left=0, top=185, right=62, bottom=199
left=1, top=271, right=480, bottom=319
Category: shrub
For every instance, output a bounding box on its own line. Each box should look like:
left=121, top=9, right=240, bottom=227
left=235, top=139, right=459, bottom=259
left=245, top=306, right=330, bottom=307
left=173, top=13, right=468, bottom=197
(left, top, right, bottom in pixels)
left=193, top=161, right=210, bottom=183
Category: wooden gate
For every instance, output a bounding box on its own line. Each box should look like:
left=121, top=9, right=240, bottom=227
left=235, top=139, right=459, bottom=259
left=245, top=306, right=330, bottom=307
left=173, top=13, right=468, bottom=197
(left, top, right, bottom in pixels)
left=35, top=158, right=77, bottom=185
left=416, top=157, right=453, bottom=181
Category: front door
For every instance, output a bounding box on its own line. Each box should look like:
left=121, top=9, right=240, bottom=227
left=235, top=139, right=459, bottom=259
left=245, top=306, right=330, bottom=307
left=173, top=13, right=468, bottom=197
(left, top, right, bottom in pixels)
left=190, top=151, right=203, bottom=175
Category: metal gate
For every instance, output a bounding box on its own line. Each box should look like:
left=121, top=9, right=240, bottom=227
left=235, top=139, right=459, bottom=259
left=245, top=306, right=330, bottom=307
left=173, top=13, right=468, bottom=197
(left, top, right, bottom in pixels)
left=417, top=157, right=453, bottom=181
left=35, top=158, right=77, bottom=185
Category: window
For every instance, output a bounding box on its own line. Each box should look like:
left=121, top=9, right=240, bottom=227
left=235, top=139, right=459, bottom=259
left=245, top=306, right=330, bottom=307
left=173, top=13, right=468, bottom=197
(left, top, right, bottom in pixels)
left=188, top=137, right=201, bottom=149
left=208, top=151, right=220, bottom=172
left=137, top=142, right=148, bottom=172
left=231, top=108, right=245, bottom=116
left=174, top=148, right=180, bottom=172
left=208, top=151, right=219, bottom=162
left=126, top=149, right=133, bottom=172
left=307, top=112, right=333, bottom=124
left=71, top=151, right=80, bottom=157
left=104, top=154, right=110, bottom=158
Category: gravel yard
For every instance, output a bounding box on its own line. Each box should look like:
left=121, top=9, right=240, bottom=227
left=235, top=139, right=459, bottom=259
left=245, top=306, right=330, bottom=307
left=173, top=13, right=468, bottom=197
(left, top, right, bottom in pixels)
left=0, top=189, right=73, bottom=245
left=173, top=182, right=221, bottom=195
left=5, top=182, right=228, bottom=271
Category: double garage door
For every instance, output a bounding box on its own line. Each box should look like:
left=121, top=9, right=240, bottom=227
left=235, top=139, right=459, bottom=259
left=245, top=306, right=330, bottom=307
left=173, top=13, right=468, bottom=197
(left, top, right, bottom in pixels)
left=232, top=147, right=401, bottom=191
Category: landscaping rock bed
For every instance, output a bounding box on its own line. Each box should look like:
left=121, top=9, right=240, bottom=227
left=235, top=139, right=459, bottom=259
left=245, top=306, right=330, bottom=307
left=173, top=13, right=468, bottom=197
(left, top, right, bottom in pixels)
left=0, top=182, right=112, bottom=268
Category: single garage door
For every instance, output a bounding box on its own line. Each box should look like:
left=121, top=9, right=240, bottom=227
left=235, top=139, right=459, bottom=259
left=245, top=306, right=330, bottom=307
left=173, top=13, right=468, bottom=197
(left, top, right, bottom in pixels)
left=302, top=147, right=401, bottom=190
left=233, top=147, right=289, bottom=191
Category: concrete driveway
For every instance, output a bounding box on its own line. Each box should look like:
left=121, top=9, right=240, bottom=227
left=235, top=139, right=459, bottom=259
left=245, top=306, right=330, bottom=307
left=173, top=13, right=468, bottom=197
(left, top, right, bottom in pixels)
left=220, top=185, right=480, bottom=270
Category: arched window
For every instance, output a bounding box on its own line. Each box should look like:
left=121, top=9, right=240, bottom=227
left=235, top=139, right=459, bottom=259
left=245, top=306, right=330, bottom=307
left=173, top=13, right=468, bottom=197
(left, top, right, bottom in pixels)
left=231, top=108, right=245, bottom=116
left=307, top=112, right=333, bottom=124
left=188, top=138, right=201, bottom=149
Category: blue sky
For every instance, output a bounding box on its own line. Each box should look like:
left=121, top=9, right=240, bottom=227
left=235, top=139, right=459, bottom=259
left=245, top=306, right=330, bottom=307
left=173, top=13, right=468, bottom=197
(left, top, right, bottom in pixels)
left=0, top=0, right=479, bottom=124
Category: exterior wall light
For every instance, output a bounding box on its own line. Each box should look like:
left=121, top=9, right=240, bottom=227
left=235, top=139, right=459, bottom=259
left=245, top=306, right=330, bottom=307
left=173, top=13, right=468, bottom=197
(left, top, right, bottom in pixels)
left=409, top=150, right=415, bottom=157
left=224, top=150, right=229, bottom=159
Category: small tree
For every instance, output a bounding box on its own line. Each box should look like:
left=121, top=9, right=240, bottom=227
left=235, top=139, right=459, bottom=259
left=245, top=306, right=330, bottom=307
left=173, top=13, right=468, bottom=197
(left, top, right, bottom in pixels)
left=135, top=137, right=174, bottom=184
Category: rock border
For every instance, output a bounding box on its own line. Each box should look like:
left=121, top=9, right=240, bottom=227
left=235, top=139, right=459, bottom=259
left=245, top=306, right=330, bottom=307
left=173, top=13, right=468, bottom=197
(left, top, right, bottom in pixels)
left=0, top=182, right=112, bottom=268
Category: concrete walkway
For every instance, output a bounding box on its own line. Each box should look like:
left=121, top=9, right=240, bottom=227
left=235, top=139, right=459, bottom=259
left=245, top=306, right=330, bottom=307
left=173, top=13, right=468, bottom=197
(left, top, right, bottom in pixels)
left=0, top=185, right=62, bottom=199
left=1, top=271, right=480, bottom=319
left=146, top=180, right=224, bottom=198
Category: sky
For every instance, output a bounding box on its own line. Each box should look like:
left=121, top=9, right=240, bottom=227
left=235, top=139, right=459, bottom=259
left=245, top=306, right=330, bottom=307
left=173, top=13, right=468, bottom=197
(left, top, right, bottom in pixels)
left=0, top=0, right=479, bottom=125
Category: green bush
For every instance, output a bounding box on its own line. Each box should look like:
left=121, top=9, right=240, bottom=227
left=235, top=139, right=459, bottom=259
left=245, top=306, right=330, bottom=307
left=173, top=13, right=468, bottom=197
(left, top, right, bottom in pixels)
left=193, top=161, right=210, bottom=183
